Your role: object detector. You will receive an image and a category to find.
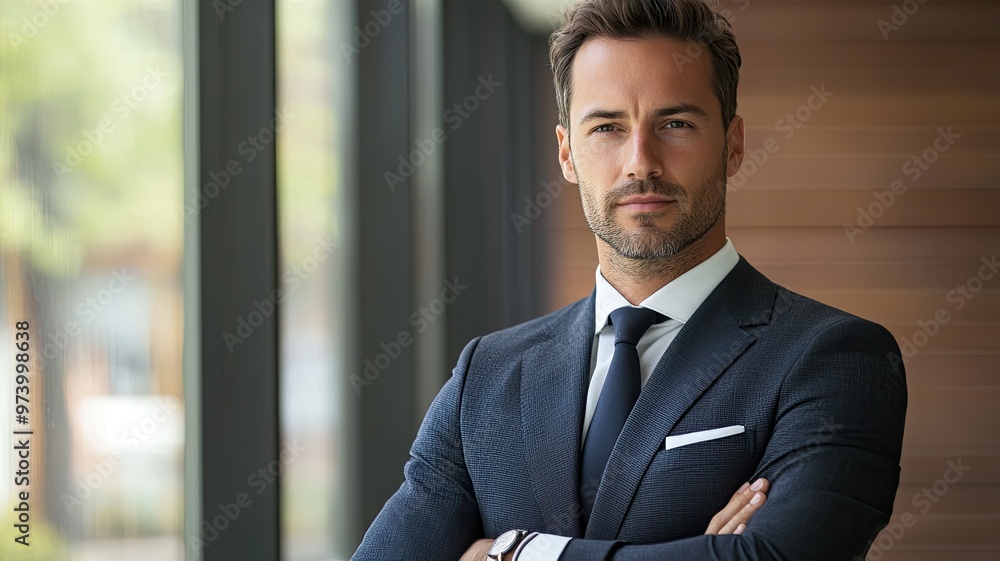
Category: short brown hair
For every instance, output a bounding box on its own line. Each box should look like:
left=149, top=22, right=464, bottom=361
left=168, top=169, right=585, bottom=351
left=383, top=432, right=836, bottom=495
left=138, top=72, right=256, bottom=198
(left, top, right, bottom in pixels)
left=549, top=0, right=742, bottom=131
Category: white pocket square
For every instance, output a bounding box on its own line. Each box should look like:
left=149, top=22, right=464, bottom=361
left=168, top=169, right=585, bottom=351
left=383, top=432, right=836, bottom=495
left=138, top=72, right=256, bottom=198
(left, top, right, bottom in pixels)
left=664, top=425, right=745, bottom=451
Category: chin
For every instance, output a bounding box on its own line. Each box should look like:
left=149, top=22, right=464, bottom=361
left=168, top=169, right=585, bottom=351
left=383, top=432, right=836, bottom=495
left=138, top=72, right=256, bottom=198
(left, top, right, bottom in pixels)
left=623, top=215, right=677, bottom=233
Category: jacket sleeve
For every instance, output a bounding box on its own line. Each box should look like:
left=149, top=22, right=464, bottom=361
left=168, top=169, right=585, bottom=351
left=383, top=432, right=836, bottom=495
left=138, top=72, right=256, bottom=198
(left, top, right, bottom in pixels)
left=352, top=337, right=485, bottom=560
left=557, top=317, right=908, bottom=561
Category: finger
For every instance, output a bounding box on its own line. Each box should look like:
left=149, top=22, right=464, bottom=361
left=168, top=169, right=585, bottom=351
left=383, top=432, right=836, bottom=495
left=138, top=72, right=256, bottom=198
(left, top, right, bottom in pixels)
left=721, top=492, right=767, bottom=534
left=735, top=523, right=746, bottom=535
left=710, top=477, right=771, bottom=533
left=739, top=478, right=769, bottom=501
left=706, top=481, right=752, bottom=534
left=719, top=491, right=768, bottom=534
left=706, top=479, right=771, bottom=535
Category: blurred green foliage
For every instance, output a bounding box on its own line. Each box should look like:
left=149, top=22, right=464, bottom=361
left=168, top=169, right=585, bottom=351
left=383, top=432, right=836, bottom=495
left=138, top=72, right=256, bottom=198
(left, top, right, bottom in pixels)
left=0, top=0, right=182, bottom=276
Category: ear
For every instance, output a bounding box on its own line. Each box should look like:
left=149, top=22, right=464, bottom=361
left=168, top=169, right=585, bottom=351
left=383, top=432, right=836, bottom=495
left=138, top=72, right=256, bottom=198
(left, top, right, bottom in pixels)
left=724, top=114, right=745, bottom=178
left=556, top=124, right=579, bottom=184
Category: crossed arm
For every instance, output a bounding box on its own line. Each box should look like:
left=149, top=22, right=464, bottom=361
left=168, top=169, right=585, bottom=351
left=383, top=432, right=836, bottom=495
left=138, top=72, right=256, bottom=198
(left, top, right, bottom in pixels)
left=353, top=318, right=907, bottom=561
left=459, top=480, right=773, bottom=561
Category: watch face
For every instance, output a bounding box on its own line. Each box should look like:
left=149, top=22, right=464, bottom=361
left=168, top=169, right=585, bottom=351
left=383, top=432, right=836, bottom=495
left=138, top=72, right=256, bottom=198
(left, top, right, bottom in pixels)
left=488, top=530, right=520, bottom=555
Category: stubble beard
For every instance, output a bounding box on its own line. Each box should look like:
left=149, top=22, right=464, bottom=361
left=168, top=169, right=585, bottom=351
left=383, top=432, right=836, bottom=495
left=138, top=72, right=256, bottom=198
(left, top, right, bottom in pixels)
left=578, top=159, right=728, bottom=264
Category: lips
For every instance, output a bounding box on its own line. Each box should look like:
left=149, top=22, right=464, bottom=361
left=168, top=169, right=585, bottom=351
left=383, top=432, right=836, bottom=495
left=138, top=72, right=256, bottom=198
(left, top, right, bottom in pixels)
left=617, top=195, right=675, bottom=212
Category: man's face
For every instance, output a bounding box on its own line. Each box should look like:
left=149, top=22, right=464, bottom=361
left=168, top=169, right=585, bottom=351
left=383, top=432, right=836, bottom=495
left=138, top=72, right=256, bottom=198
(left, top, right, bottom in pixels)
left=556, top=35, right=744, bottom=260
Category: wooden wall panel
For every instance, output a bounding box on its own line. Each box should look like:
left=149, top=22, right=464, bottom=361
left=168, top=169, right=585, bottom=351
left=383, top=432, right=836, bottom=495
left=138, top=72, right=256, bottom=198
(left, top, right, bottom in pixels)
left=728, top=191, right=1000, bottom=227
left=726, top=157, right=997, bottom=192
left=741, top=95, right=1000, bottom=127
left=540, top=1, right=1000, bottom=557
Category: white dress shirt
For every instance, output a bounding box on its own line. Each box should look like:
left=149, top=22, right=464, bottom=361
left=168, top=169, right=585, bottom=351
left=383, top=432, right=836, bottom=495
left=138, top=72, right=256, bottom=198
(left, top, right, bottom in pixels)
left=517, top=238, right=739, bottom=561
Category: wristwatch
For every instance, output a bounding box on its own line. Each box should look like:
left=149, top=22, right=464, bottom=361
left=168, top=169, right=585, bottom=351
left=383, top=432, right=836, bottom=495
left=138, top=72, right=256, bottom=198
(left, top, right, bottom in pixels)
left=487, top=529, right=529, bottom=561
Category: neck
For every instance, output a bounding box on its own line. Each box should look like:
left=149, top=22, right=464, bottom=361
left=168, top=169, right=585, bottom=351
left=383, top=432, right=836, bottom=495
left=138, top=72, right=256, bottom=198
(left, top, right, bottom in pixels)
left=598, top=226, right=726, bottom=305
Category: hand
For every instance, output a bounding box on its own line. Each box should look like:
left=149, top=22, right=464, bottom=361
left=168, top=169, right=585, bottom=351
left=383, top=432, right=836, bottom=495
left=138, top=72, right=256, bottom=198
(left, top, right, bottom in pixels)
left=461, top=479, right=770, bottom=559
left=704, top=477, right=770, bottom=535
left=460, top=538, right=495, bottom=561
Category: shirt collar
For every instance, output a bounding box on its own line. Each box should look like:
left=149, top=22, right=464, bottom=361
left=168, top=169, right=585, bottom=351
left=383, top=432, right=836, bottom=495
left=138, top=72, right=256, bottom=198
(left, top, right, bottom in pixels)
left=593, top=238, right=739, bottom=334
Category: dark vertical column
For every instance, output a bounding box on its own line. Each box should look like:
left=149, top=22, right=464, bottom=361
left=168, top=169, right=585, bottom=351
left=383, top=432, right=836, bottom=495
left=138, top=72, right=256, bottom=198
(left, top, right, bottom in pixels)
left=348, top=0, right=555, bottom=549
left=442, top=0, right=549, bottom=364
left=198, top=1, right=280, bottom=560
left=354, top=0, right=417, bottom=537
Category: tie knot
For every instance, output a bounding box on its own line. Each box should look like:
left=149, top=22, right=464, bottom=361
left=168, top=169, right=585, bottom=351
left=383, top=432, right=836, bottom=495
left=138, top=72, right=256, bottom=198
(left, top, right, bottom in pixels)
left=609, top=306, right=666, bottom=346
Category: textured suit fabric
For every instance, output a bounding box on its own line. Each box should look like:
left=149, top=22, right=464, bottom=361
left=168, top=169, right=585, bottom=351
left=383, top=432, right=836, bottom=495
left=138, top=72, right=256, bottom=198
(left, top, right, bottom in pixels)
left=352, top=257, right=908, bottom=561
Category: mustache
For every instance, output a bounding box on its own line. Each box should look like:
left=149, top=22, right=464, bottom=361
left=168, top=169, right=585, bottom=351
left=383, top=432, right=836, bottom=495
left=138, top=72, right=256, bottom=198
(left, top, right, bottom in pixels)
left=606, top=177, right=686, bottom=205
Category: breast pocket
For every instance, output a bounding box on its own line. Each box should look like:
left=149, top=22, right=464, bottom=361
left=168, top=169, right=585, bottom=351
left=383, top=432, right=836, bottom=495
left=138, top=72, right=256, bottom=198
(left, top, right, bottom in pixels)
left=621, top=428, right=758, bottom=542
left=664, top=425, right=747, bottom=452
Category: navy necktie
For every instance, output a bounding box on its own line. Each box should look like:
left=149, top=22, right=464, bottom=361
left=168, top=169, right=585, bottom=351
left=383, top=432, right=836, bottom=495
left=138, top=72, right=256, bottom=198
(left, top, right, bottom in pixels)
left=581, top=306, right=667, bottom=521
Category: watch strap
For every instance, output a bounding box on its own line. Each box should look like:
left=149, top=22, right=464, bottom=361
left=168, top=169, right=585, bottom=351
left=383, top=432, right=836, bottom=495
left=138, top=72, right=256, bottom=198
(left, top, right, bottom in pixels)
left=510, top=532, right=540, bottom=560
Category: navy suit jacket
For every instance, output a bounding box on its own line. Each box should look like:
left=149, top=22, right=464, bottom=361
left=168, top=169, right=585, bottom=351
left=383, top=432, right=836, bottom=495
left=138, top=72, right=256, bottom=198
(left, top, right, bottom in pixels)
left=353, top=257, right=907, bottom=560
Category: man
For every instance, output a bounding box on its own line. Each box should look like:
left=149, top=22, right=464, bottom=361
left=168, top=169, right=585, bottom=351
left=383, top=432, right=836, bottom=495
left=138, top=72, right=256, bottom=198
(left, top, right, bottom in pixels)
left=354, top=0, right=907, bottom=559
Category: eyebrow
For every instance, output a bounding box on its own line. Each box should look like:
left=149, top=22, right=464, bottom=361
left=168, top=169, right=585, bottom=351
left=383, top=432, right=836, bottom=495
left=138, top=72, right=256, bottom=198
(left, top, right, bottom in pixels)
left=578, top=104, right=709, bottom=126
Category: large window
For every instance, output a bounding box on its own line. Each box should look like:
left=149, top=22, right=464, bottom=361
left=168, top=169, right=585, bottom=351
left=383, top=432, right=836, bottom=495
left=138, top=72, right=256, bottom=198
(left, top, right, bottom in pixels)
left=1, top=0, right=185, bottom=559
left=1, top=0, right=484, bottom=558
left=277, top=0, right=352, bottom=559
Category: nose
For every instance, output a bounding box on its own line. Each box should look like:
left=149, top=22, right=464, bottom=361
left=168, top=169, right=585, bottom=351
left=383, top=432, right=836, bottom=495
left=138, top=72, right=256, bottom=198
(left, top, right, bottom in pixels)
left=624, top=128, right=663, bottom=180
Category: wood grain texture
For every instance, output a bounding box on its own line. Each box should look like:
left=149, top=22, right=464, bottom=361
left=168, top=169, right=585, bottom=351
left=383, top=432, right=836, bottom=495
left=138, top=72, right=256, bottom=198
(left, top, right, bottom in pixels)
left=540, top=2, right=1000, bottom=556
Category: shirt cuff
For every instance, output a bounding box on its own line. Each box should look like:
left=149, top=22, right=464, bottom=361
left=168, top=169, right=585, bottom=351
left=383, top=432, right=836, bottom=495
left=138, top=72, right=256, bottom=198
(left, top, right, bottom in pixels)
left=514, top=533, right=572, bottom=561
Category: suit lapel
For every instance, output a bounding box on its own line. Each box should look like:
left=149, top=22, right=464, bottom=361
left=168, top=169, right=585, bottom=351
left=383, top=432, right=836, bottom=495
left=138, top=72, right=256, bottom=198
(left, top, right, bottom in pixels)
left=521, top=292, right=595, bottom=537
left=585, top=258, right=776, bottom=539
